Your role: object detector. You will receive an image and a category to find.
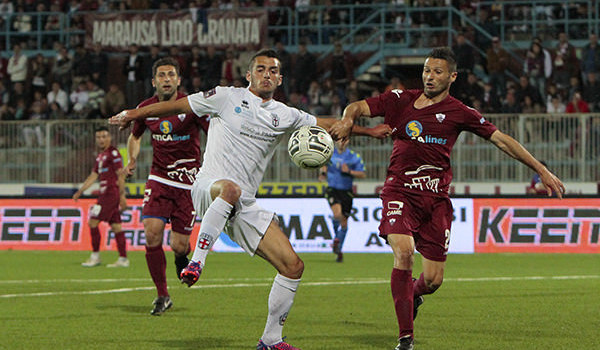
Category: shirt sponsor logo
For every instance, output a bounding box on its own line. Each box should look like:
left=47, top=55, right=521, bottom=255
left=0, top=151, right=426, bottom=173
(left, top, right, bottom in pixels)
left=234, top=106, right=242, bottom=114
left=160, top=121, right=172, bottom=134
left=386, top=201, right=404, bottom=216
left=405, top=120, right=448, bottom=145
left=152, top=134, right=191, bottom=141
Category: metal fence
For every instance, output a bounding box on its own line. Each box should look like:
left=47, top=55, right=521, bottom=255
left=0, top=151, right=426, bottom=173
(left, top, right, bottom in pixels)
left=0, top=114, right=599, bottom=184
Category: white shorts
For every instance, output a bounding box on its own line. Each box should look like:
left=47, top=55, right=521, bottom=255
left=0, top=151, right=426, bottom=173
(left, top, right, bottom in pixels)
left=191, top=174, right=276, bottom=255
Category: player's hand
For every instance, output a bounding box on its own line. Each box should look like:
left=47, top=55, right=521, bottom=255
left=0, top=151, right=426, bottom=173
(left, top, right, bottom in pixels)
left=72, top=191, right=81, bottom=201
left=109, top=109, right=134, bottom=130
left=539, top=169, right=566, bottom=199
left=369, top=124, right=393, bottom=139
left=329, top=119, right=353, bottom=142
left=123, top=160, right=136, bottom=177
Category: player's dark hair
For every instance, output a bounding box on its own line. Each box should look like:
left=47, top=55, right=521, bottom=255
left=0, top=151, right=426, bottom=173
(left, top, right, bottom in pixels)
left=248, top=49, right=281, bottom=71
left=152, top=57, right=180, bottom=77
left=95, top=126, right=109, bottom=133
left=426, top=47, right=457, bottom=72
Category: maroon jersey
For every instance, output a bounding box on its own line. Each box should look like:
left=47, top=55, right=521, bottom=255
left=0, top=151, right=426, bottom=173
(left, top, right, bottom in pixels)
left=366, top=89, right=497, bottom=197
left=93, top=145, right=123, bottom=199
left=133, top=92, right=209, bottom=188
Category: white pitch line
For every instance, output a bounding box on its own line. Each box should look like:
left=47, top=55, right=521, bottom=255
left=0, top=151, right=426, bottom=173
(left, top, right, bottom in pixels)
left=0, top=275, right=598, bottom=299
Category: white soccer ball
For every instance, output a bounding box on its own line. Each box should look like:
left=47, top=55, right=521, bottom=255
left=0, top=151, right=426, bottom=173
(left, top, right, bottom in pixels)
left=288, top=125, right=334, bottom=169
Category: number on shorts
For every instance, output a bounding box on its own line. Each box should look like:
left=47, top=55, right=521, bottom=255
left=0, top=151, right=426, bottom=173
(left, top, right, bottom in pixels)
left=186, top=210, right=197, bottom=230
left=444, top=229, right=451, bottom=253
left=143, top=188, right=151, bottom=204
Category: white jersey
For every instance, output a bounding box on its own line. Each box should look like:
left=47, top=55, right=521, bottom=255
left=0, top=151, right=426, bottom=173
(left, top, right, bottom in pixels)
left=187, top=86, right=317, bottom=196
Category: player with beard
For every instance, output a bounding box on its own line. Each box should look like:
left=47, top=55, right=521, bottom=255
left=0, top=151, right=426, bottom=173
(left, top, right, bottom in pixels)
left=329, top=47, right=565, bottom=350
left=124, top=57, right=209, bottom=315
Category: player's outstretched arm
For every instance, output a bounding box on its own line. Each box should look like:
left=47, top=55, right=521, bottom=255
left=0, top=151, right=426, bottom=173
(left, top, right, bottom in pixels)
left=329, top=100, right=372, bottom=141
left=109, top=98, right=192, bottom=130
left=72, top=172, right=99, bottom=201
left=317, top=116, right=391, bottom=139
left=124, top=134, right=141, bottom=177
left=489, top=130, right=566, bottom=198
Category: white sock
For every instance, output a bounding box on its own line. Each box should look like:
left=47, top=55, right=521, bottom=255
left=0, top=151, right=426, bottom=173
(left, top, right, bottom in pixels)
left=190, top=197, right=233, bottom=266
left=91, top=252, right=100, bottom=260
left=261, top=274, right=301, bottom=345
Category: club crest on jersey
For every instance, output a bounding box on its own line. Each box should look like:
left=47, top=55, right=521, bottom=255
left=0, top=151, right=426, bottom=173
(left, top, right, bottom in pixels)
left=160, top=121, right=173, bottom=134
left=271, top=113, right=279, bottom=127
left=436, top=113, right=446, bottom=123
left=178, top=113, right=186, bottom=122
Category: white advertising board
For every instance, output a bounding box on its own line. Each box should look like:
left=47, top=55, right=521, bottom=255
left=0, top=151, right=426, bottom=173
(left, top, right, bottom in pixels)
left=212, top=197, right=475, bottom=254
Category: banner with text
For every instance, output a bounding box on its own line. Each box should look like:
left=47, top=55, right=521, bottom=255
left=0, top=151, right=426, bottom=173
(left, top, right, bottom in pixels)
left=84, top=10, right=267, bottom=51
left=474, top=198, right=600, bottom=253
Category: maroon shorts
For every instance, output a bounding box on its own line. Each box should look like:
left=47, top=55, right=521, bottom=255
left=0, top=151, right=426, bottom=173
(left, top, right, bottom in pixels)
left=379, top=191, right=453, bottom=262
left=91, top=193, right=122, bottom=224
left=142, top=180, right=196, bottom=235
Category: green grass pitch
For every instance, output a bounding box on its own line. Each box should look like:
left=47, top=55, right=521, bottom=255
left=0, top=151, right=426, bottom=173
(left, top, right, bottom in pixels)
left=1, top=251, right=598, bottom=349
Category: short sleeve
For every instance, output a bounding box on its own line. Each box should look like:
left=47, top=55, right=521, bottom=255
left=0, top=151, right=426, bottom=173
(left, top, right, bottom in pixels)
left=131, top=119, right=146, bottom=138
left=187, top=86, right=231, bottom=118
left=461, top=107, right=497, bottom=139
left=289, top=106, right=317, bottom=130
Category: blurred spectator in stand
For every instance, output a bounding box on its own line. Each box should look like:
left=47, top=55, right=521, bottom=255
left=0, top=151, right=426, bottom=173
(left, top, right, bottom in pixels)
left=524, top=41, right=549, bottom=101
left=168, top=46, right=187, bottom=80
left=521, top=95, right=543, bottom=114
left=486, top=36, right=509, bottom=98
left=481, top=82, right=501, bottom=113
left=546, top=94, right=566, bottom=114
left=48, top=101, right=66, bottom=120
left=123, top=44, right=144, bottom=108
left=319, top=78, right=335, bottom=114
left=72, top=44, right=91, bottom=89
left=566, top=91, right=590, bottom=114
left=221, top=47, right=239, bottom=86
left=566, top=76, right=582, bottom=102
left=52, top=43, right=73, bottom=93
left=307, top=80, right=325, bottom=115
left=186, top=46, right=202, bottom=90
left=500, top=88, right=522, bottom=113
left=189, top=76, right=203, bottom=93
left=0, top=0, right=14, bottom=29
left=292, top=41, right=316, bottom=94
left=0, top=81, right=10, bottom=120
left=461, top=72, right=484, bottom=107
left=451, top=32, right=475, bottom=99
left=516, top=76, right=542, bottom=108
left=328, top=93, right=343, bottom=117
left=235, top=44, right=256, bottom=85
left=12, top=5, right=32, bottom=43
left=201, top=46, right=221, bottom=90
left=553, top=32, right=579, bottom=89
left=143, top=45, right=163, bottom=98
left=527, top=161, right=550, bottom=195
left=7, top=43, right=28, bottom=89
left=45, top=2, right=62, bottom=47
left=580, top=33, right=600, bottom=84
left=275, top=41, right=291, bottom=97
left=47, top=81, right=69, bottom=113
left=9, top=81, right=28, bottom=109
left=384, top=76, right=405, bottom=93
left=583, top=72, right=600, bottom=112
left=88, top=44, right=108, bottom=90
left=70, top=81, right=89, bottom=118
left=475, top=8, right=498, bottom=52
left=331, top=42, right=353, bottom=97
left=85, top=80, right=105, bottom=119
left=30, top=53, right=49, bottom=95
left=101, top=83, right=126, bottom=117
left=23, top=100, right=47, bottom=147
left=0, top=55, right=7, bottom=85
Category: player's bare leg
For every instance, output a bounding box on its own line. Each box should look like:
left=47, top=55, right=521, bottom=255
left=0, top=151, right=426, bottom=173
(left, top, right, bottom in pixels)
left=388, top=233, right=416, bottom=350
left=82, top=219, right=102, bottom=267
left=170, top=231, right=191, bottom=279
left=181, top=180, right=240, bottom=286
left=107, top=222, right=129, bottom=267
left=255, top=220, right=304, bottom=350
left=412, top=256, right=445, bottom=321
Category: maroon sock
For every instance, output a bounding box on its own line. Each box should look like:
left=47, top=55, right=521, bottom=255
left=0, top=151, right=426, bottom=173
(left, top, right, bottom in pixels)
left=114, top=231, right=127, bottom=258
left=145, top=245, right=168, bottom=297
left=391, top=268, right=413, bottom=338
left=90, top=227, right=101, bottom=252
left=413, top=273, right=432, bottom=297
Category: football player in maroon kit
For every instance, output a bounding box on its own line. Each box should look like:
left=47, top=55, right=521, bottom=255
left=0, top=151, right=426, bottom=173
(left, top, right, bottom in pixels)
left=73, top=126, right=129, bottom=268
left=123, top=57, right=209, bottom=316
left=330, top=47, right=565, bottom=350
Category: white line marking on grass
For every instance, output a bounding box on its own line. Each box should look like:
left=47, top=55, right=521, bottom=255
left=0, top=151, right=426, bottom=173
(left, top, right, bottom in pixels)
left=0, top=275, right=598, bottom=299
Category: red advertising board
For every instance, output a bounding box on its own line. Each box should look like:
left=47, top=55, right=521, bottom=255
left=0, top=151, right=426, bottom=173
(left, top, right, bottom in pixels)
left=473, top=198, right=600, bottom=253
left=0, top=198, right=200, bottom=251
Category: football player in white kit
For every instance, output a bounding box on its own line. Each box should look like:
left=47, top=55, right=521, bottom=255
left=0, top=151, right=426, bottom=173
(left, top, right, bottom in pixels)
left=111, top=49, right=391, bottom=350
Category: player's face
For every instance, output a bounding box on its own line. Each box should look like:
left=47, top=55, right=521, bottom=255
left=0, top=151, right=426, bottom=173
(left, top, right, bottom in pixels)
left=95, top=131, right=111, bottom=150
left=247, top=56, right=282, bottom=100
left=152, top=65, right=180, bottom=101
left=422, top=57, right=457, bottom=99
